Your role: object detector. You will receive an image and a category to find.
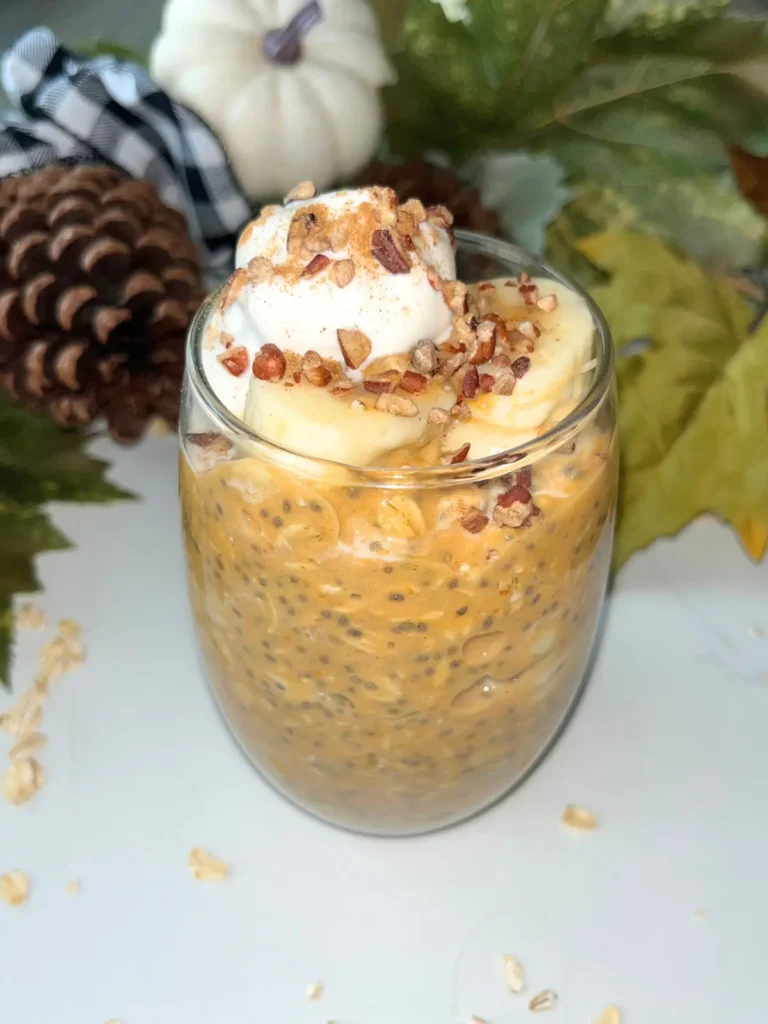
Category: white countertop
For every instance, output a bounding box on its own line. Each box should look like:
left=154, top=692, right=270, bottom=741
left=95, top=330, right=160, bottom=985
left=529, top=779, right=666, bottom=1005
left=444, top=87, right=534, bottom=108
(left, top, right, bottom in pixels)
left=1, top=434, right=767, bottom=1024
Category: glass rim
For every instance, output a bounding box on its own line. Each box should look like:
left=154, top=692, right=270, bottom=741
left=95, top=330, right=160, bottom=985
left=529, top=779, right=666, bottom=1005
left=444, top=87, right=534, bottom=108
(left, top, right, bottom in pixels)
left=185, top=229, right=614, bottom=485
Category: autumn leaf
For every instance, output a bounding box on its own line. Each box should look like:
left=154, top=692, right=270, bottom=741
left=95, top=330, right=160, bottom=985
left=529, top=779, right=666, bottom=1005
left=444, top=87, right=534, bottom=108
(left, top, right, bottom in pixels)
left=0, top=394, right=133, bottom=687
left=578, top=232, right=768, bottom=568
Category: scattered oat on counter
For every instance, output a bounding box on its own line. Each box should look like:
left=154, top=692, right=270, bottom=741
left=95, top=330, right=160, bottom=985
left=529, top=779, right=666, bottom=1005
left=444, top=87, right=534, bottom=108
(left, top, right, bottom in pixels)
left=592, top=1006, right=621, bottom=1024
left=693, top=909, right=707, bottom=921
left=306, top=981, right=324, bottom=1001
left=0, top=618, right=85, bottom=807
left=470, top=1016, right=492, bottom=1024
left=0, top=870, right=29, bottom=906
left=502, top=953, right=526, bottom=994
left=529, top=989, right=558, bottom=1012
left=1, top=757, right=46, bottom=806
left=748, top=623, right=765, bottom=639
left=188, top=846, right=230, bottom=881
left=14, top=602, right=46, bottom=631
left=561, top=804, right=598, bottom=831
left=65, top=879, right=80, bottom=895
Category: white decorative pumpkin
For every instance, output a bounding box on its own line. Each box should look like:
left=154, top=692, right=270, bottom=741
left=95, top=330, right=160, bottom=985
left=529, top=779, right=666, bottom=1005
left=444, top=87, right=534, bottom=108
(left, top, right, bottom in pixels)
left=150, top=0, right=394, bottom=200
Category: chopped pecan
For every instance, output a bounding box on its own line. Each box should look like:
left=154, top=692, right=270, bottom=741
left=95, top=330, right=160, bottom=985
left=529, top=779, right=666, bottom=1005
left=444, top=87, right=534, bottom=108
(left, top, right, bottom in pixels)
left=371, top=229, right=411, bottom=273
left=412, top=340, right=439, bottom=373
left=469, top=320, right=496, bottom=364
left=450, top=402, right=471, bottom=421
left=481, top=312, right=509, bottom=346
left=287, top=211, right=314, bottom=257
left=375, top=393, right=419, bottom=417
left=247, top=256, right=272, bottom=284
left=337, top=328, right=372, bottom=370
left=402, top=198, right=427, bottom=223
left=454, top=314, right=478, bottom=344
left=377, top=187, right=399, bottom=227
left=492, top=372, right=516, bottom=395
left=187, top=432, right=220, bottom=448
left=479, top=372, right=494, bottom=393
left=217, top=346, right=249, bottom=377
left=519, top=281, right=539, bottom=305
left=330, top=259, right=355, bottom=288
left=329, top=379, right=354, bottom=397
left=330, top=227, right=347, bottom=252
left=252, top=343, right=286, bottom=382
left=491, top=353, right=511, bottom=368
left=504, top=466, right=532, bottom=490
left=516, top=320, right=540, bottom=340
left=443, top=280, right=468, bottom=315
left=427, top=266, right=442, bottom=291
left=302, top=350, right=332, bottom=387
left=537, top=292, right=558, bottom=312
left=427, top=407, right=450, bottom=425
left=478, top=282, right=496, bottom=293
left=462, top=365, right=480, bottom=398
left=396, top=209, right=417, bottom=241
left=511, top=356, right=531, bottom=378
left=461, top=507, right=489, bottom=534
left=426, top=204, right=454, bottom=229
left=363, top=375, right=395, bottom=395
left=493, top=499, right=537, bottom=529
left=400, top=370, right=427, bottom=394
left=302, top=253, right=331, bottom=277
left=439, top=352, right=468, bottom=378
left=351, top=398, right=366, bottom=411
left=443, top=442, right=471, bottom=464
left=498, top=483, right=532, bottom=506
left=284, top=180, right=316, bottom=203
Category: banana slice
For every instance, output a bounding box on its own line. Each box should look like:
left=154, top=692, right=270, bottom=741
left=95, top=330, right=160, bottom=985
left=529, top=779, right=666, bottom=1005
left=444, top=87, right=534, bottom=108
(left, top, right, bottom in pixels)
left=449, top=277, right=594, bottom=458
left=244, top=379, right=453, bottom=465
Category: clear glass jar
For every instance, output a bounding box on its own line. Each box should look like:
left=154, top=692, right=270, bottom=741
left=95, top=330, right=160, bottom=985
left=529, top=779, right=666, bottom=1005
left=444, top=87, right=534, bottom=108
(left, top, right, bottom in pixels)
left=179, top=232, right=617, bottom=835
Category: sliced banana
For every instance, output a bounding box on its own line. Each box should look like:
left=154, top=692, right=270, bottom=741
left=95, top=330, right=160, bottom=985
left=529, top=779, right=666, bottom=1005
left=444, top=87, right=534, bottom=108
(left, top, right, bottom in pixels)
left=450, top=278, right=594, bottom=459
left=244, top=378, right=453, bottom=465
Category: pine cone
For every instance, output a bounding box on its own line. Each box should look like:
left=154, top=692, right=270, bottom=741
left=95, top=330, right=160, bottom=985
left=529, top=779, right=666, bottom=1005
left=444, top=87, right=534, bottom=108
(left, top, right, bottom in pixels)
left=0, top=164, right=204, bottom=442
left=358, top=158, right=501, bottom=236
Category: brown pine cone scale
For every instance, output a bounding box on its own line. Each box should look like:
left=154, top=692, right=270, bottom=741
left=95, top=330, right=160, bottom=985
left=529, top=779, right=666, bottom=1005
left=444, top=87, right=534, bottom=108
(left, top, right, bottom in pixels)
left=0, top=164, right=204, bottom=441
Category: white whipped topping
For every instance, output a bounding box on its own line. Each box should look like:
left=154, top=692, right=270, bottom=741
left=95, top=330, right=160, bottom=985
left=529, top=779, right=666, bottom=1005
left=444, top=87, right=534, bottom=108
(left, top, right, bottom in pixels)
left=203, top=188, right=455, bottom=418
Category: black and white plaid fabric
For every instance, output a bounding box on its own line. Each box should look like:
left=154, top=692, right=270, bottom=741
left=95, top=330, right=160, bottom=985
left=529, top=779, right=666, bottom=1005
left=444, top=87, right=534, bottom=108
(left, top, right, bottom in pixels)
left=0, top=27, right=251, bottom=268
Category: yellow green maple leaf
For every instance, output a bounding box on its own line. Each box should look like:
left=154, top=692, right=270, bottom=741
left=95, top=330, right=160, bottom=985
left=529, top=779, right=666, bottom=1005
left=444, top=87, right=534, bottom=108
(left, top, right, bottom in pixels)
left=578, top=231, right=768, bottom=568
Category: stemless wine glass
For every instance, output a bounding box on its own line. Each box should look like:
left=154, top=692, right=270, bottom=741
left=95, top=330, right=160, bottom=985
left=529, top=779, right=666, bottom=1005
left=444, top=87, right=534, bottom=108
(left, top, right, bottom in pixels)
left=179, top=232, right=617, bottom=836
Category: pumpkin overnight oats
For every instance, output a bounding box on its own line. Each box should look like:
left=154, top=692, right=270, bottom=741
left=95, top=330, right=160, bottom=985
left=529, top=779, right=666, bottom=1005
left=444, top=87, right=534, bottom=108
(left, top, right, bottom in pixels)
left=180, top=184, right=617, bottom=835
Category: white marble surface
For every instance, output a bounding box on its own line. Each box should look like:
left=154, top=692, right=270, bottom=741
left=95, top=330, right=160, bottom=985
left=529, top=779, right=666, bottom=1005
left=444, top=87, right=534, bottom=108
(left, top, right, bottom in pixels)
left=1, top=434, right=767, bottom=1024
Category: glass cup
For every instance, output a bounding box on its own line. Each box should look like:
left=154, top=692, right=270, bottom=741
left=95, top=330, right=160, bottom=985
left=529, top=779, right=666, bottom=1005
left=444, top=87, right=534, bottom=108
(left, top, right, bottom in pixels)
left=179, top=232, right=617, bottom=836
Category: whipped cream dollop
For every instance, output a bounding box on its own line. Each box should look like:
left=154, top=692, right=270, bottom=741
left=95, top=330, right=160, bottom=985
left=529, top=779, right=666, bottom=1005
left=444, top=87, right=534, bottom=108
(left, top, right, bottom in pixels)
left=203, top=186, right=455, bottom=417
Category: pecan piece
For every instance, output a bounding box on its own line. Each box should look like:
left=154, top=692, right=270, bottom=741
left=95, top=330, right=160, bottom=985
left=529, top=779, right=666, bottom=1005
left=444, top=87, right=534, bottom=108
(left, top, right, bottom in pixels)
left=462, top=365, right=480, bottom=398
left=330, top=259, right=355, bottom=288
left=491, top=372, right=516, bottom=395
left=252, top=343, right=286, bottom=382
left=284, top=180, right=316, bottom=203
left=461, top=507, right=489, bottom=534
left=516, top=320, right=540, bottom=341
left=493, top=483, right=538, bottom=529
left=329, top=380, right=354, bottom=397
left=302, top=253, right=331, bottom=277
left=287, top=211, right=314, bottom=257
left=375, top=393, right=419, bottom=417
left=519, top=281, right=539, bottom=305
left=217, top=346, right=249, bottom=377
left=443, top=280, right=468, bottom=315
left=247, top=256, right=272, bottom=284
left=491, top=353, right=511, bottom=368
left=412, top=340, right=438, bottom=373
left=337, top=328, right=372, bottom=370
left=426, top=204, right=454, bottom=229
left=478, top=372, right=494, bottom=393
left=481, top=312, right=509, bottom=347
left=402, top=198, right=427, bottom=223
left=427, top=407, right=450, bottom=425
left=469, top=320, right=496, bottom=364
left=400, top=370, right=427, bottom=394
left=427, top=265, right=442, bottom=291
left=363, top=375, right=396, bottom=395
left=511, top=356, right=531, bottom=378
left=443, top=442, right=471, bottom=464
left=302, top=350, right=332, bottom=387
left=371, top=229, right=410, bottom=274
left=537, top=292, right=558, bottom=312
left=439, top=352, right=468, bottom=378
left=377, top=187, right=398, bottom=227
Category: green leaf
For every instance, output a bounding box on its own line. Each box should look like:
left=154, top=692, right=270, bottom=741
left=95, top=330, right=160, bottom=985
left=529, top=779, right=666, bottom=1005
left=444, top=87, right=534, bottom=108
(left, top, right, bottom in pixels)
left=599, top=0, right=728, bottom=39
left=472, top=151, right=573, bottom=254
left=577, top=231, right=768, bottom=567
left=0, top=393, right=133, bottom=687
left=544, top=137, right=766, bottom=269
left=369, top=0, right=609, bottom=155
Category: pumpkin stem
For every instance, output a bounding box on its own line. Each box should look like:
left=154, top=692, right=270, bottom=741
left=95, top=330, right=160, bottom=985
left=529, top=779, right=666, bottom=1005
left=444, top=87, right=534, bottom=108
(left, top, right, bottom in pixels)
left=263, top=1, right=323, bottom=66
